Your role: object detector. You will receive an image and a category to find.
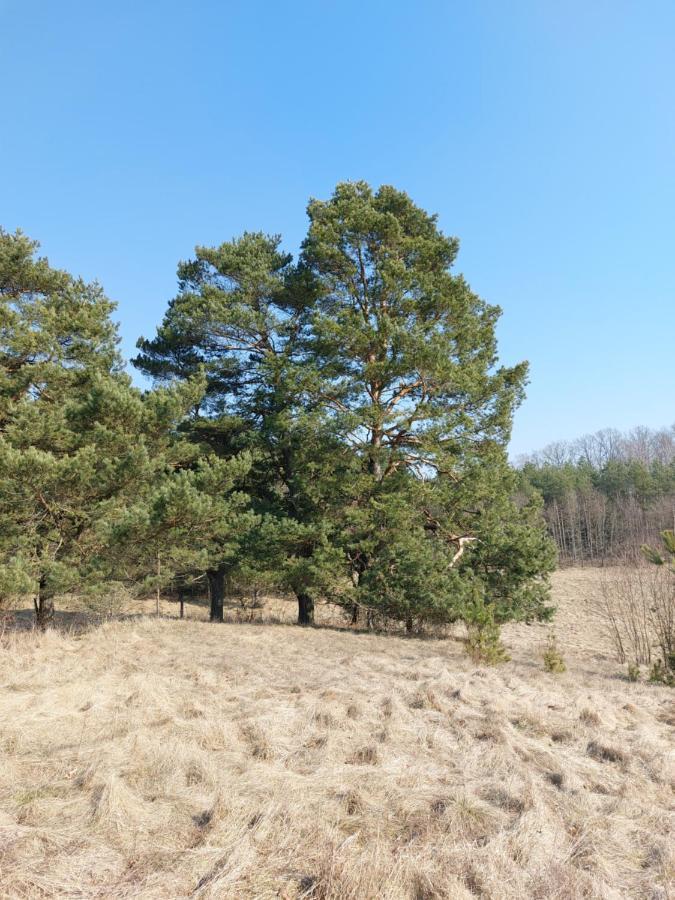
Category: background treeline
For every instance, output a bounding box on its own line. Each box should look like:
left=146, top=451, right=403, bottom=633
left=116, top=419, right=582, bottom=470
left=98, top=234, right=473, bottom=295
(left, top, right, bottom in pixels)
left=517, top=427, right=675, bottom=564
left=1, top=182, right=558, bottom=638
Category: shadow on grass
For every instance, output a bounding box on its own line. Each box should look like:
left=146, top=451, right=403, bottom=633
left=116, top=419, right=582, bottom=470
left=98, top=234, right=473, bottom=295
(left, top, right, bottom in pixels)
left=7, top=607, right=98, bottom=633
left=2, top=595, right=466, bottom=644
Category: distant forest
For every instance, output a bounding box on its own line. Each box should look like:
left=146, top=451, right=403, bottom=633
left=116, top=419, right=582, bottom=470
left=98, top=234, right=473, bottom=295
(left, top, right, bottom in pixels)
left=517, top=426, right=675, bottom=564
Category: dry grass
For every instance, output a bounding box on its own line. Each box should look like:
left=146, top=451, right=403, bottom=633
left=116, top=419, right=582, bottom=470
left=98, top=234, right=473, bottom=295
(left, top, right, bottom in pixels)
left=0, top=568, right=673, bottom=899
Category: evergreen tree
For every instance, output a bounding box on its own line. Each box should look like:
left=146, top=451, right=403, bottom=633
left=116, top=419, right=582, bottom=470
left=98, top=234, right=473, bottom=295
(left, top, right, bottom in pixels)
left=0, top=229, right=119, bottom=422
left=1, top=202, right=555, bottom=634
left=0, top=230, right=120, bottom=625
left=0, top=230, right=246, bottom=626
left=107, top=451, right=254, bottom=620
left=134, top=233, right=346, bottom=624
left=298, top=182, right=555, bottom=629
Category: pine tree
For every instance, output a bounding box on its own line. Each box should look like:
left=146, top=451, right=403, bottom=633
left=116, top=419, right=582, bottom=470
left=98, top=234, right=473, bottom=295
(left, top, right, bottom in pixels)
left=298, top=182, right=555, bottom=631
left=0, top=229, right=240, bottom=627
left=134, top=233, right=346, bottom=624
left=0, top=230, right=118, bottom=625
left=107, top=451, right=255, bottom=621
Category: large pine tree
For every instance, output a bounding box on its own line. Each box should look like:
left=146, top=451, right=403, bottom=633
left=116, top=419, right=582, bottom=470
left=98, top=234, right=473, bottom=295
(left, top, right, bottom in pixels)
left=298, top=182, right=555, bottom=628
left=134, top=233, right=346, bottom=624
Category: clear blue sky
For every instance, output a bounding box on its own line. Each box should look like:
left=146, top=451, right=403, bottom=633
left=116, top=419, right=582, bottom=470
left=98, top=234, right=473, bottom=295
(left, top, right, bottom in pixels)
left=2, top=0, right=673, bottom=456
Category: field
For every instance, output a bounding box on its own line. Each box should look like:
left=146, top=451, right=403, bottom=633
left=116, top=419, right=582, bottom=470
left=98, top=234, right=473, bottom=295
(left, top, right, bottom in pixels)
left=0, top=569, right=673, bottom=899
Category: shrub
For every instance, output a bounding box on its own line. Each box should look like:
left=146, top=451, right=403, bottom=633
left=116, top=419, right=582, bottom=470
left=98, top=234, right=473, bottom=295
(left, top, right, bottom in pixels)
left=627, top=663, right=641, bottom=682
left=466, top=605, right=511, bottom=665
left=596, top=554, right=673, bottom=673
left=596, top=563, right=654, bottom=665
left=641, top=530, right=675, bottom=675
left=542, top=631, right=566, bottom=673
left=648, top=660, right=674, bottom=687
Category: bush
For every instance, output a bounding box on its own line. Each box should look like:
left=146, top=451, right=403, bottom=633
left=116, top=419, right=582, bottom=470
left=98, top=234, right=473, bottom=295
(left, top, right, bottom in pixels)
left=641, top=530, right=675, bottom=674
left=82, top=583, right=134, bottom=619
left=542, top=631, right=566, bottom=673
left=627, top=662, right=641, bottom=682
left=595, top=559, right=673, bottom=671
left=596, top=563, right=654, bottom=665
left=648, top=660, right=674, bottom=687
left=466, top=605, right=511, bottom=665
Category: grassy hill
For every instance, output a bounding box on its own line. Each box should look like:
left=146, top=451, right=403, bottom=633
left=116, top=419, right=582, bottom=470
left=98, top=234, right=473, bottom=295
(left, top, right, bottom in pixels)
left=0, top=569, right=673, bottom=899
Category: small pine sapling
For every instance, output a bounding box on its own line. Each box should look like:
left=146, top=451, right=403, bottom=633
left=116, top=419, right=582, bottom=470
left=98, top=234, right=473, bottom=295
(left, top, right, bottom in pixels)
left=543, top=630, right=566, bottom=673
left=466, top=603, right=511, bottom=665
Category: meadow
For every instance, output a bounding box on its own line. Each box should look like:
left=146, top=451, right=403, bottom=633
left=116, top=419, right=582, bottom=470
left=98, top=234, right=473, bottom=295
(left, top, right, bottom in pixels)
left=0, top=568, right=673, bottom=899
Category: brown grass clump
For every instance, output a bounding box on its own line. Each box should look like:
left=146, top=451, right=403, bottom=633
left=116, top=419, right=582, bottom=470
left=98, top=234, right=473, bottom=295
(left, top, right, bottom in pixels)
left=0, top=567, right=673, bottom=898
left=586, top=740, right=628, bottom=766
left=579, top=707, right=601, bottom=726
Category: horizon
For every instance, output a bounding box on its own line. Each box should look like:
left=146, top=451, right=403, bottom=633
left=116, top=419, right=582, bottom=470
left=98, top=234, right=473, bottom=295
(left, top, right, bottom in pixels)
left=2, top=1, right=673, bottom=456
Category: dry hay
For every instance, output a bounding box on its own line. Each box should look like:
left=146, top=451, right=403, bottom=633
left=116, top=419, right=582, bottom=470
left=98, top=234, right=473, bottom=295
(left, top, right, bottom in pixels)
left=0, top=568, right=673, bottom=898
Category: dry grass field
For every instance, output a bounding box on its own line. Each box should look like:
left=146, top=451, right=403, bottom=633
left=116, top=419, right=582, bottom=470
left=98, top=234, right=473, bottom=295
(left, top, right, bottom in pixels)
left=0, top=568, right=673, bottom=899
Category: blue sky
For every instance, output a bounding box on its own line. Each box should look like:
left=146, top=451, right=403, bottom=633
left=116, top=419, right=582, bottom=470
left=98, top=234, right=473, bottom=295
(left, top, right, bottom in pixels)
left=2, top=0, right=673, bottom=456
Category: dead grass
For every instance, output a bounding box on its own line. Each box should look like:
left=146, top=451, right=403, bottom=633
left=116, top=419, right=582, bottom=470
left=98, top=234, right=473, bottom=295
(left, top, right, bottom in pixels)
left=0, top=568, right=673, bottom=898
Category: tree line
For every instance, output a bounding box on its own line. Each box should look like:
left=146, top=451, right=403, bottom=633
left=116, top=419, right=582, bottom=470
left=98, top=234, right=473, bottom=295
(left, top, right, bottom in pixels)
left=517, top=427, right=675, bottom=564
left=0, top=182, right=555, bottom=634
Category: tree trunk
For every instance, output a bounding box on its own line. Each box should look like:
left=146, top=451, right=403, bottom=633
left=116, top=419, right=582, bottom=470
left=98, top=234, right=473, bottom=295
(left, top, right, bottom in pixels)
left=350, top=568, right=362, bottom=625
left=405, top=614, right=413, bottom=634
left=34, top=579, right=54, bottom=631
left=369, top=430, right=383, bottom=480
left=178, top=592, right=185, bottom=619
left=297, top=592, right=314, bottom=626
left=207, top=568, right=225, bottom=623
left=155, top=552, right=161, bottom=616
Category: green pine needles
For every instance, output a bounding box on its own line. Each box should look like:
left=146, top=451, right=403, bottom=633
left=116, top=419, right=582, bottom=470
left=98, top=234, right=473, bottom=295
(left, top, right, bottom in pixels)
left=542, top=630, right=566, bottom=673
left=0, top=184, right=556, bottom=637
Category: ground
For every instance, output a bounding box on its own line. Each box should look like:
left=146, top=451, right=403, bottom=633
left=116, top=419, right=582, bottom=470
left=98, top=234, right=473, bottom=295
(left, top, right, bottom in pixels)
left=0, top=569, right=673, bottom=899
